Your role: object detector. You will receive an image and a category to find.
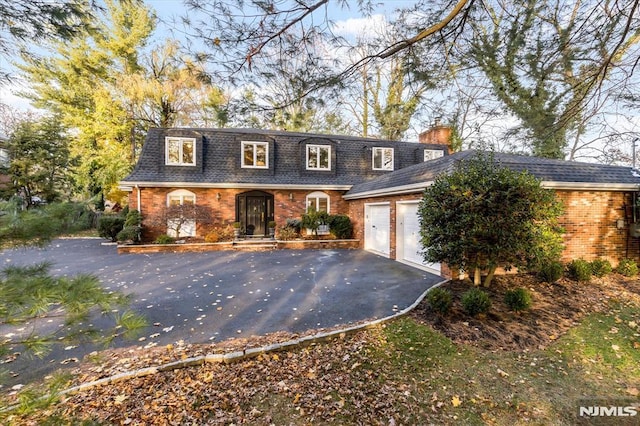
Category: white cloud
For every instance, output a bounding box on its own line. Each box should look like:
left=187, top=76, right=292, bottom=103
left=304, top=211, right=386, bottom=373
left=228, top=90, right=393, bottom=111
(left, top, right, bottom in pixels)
left=331, top=14, right=389, bottom=40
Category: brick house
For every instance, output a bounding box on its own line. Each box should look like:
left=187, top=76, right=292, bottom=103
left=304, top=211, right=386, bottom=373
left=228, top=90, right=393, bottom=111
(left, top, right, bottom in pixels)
left=120, top=126, right=640, bottom=277
left=119, top=127, right=450, bottom=241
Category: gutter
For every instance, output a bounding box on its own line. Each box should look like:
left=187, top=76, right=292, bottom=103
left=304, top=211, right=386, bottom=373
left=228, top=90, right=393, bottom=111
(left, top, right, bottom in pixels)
left=118, top=182, right=353, bottom=191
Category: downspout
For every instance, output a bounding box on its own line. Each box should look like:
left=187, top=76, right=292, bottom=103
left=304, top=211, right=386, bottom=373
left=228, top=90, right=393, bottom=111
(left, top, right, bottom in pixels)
left=136, top=185, right=141, bottom=215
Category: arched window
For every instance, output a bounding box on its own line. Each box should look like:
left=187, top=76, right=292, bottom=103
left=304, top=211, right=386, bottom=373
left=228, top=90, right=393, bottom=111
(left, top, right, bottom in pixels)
left=306, top=191, right=330, bottom=213
left=166, top=189, right=196, bottom=237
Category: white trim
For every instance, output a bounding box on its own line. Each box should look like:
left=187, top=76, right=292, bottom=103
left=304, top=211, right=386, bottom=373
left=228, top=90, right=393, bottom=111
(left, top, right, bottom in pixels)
left=165, top=137, right=196, bottom=166
left=364, top=202, right=391, bottom=257
left=372, top=147, right=394, bottom=171
left=306, top=191, right=331, bottom=213
left=120, top=181, right=352, bottom=191
left=343, top=182, right=433, bottom=200
left=306, top=144, right=331, bottom=170
left=241, top=141, right=269, bottom=169
left=344, top=180, right=640, bottom=200
left=540, top=181, right=640, bottom=191
left=396, top=200, right=441, bottom=276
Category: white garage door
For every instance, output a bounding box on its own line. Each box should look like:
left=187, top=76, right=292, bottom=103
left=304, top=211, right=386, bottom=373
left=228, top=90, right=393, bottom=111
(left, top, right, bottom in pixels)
left=364, top=203, right=390, bottom=256
left=397, top=201, right=441, bottom=274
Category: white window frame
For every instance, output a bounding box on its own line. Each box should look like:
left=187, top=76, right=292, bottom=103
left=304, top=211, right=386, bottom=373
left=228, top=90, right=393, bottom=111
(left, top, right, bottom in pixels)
left=165, top=137, right=196, bottom=166
left=166, top=189, right=196, bottom=237
left=306, top=144, right=331, bottom=170
left=424, top=149, right=445, bottom=162
left=241, top=141, right=269, bottom=169
left=372, top=147, right=394, bottom=171
left=306, top=191, right=330, bottom=214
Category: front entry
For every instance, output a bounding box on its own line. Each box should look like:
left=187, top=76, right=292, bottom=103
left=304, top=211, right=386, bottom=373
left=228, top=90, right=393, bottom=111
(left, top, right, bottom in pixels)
left=236, top=191, right=274, bottom=236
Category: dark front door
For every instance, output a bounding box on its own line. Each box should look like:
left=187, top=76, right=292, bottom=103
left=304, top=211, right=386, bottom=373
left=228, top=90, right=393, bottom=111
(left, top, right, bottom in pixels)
left=246, top=196, right=266, bottom=236
left=237, top=191, right=274, bottom=236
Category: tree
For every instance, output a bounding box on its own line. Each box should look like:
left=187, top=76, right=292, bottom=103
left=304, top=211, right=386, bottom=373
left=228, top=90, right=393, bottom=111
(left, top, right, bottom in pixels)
left=0, top=0, right=94, bottom=83
left=149, top=203, right=214, bottom=238
left=0, top=203, right=147, bottom=365
left=7, top=116, right=75, bottom=206
left=418, top=153, right=564, bottom=287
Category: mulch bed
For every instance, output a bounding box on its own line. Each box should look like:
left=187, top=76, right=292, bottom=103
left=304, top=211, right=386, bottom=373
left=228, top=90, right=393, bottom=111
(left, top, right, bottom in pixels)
left=411, top=273, right=640, bottom=351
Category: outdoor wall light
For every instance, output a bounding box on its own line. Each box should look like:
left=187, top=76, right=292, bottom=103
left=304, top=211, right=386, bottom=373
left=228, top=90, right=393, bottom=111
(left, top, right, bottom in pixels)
left=289, top=193, right=294, bottom=200
left=216, top=192, right=221, bottom=201
left=617, top=218, right=626, bottom=229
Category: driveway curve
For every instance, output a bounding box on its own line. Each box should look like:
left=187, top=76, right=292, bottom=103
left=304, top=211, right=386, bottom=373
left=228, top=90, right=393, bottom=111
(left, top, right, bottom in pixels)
left=1, top=238, right=442, bottom=387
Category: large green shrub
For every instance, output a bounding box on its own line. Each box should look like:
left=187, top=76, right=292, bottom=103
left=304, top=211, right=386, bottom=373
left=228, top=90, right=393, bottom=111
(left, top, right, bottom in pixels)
left=504, top=287, right=533, bottom=312
left=590, top=259, right=612, bottom=278
left=567, top=259, right=592, bottom=282
left=117, top=209, right=142, bottom=243
left=155, top=234, right=175, bottom=244
left=98, top=215, right=125, bottom=242
left=418, top=153, right=564, bottom=287
left=537, top=261, right=564, bottom=283
left=327, top=214, right=353, bottom=239
left=301, top=207, right=330, bottom=236
left=616, top=258, right=639, bottom=277
left=461, top=287, right=491, bottom=316
left=427, top=287, right=453, bottom=315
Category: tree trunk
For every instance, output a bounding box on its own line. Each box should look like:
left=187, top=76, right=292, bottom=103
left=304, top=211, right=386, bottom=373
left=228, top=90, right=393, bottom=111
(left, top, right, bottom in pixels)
left=473, top=267, right=481, bottom=286
left=483, top=265, right=497, bottom=287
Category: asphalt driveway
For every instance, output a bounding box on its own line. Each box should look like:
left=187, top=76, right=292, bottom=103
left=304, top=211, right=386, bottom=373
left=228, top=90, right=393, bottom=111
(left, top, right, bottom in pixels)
left=1, top=238, right=442, bottom=387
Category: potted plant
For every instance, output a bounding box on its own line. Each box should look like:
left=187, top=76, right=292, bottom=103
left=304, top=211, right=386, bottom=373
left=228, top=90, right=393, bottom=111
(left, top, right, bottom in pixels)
left=232, top=221, right=241, bottom=238
left=268, top=220, right=277, bottom=238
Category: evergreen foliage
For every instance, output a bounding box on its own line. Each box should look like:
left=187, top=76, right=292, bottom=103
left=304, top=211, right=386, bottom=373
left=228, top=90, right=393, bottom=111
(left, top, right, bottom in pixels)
left=461, top=287, right=491, bottom=316
left=504, top=287, right=533, bottom=312
left=418, top=153, right=564, bottom=287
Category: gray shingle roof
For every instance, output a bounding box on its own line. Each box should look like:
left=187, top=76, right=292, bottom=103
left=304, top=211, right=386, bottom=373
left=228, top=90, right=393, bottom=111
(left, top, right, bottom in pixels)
left=122, top=128, right=449, bottom=187
left=345, top=150, right=640, bottom=198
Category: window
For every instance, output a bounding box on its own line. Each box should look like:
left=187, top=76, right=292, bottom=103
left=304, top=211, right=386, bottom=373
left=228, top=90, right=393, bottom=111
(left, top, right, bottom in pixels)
left=424, top=149, right=445, bottom=161
left=306, top=144, right=331, bottom=170
left=241, top=141, right=268, bottom=168
left=0, top=148, right=8, bottom=167
left=166, top=137, right=196, bottom=166
left=306, top=191, right=330, bottom=213
left=373, top=147, right=394, bottom=170
left=166, top=190, right=196, bottom=237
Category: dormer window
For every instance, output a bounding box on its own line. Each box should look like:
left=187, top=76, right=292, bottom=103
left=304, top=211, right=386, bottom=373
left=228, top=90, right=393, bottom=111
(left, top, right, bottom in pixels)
left=424, top=149, right=444, bottom=161
left=242, top=141, right=268, bottom=168
left=373, top=147, right=394, bottom=171
left=306, top=144, right=331, bottom=170
left=166, top=137, right=196, bottom=166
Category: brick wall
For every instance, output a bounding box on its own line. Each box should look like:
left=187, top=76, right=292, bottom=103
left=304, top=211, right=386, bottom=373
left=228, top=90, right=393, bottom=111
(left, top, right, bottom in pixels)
left=555, top=190, right=639, bottom=264
left=130, top=187, right=349, bottom=241
left=347, top=189, right=640, bottom=278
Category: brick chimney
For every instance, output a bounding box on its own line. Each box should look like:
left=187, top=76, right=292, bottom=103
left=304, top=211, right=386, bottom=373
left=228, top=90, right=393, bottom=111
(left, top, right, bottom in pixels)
left=418, top=117, right=453, bottom=154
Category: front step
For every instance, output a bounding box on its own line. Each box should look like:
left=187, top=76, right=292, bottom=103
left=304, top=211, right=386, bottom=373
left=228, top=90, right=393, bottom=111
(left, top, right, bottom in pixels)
left=232, top=238, right=277, bottom=251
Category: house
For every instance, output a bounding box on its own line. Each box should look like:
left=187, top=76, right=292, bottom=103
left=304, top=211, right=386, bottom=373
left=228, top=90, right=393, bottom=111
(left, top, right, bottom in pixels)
left=344, top=150, right=640, bottom=276
left=0, top=134, right=10, bottom=190
left=119, top=126, right=451, bottom=240
left=120, top=126, right=640, bottom=278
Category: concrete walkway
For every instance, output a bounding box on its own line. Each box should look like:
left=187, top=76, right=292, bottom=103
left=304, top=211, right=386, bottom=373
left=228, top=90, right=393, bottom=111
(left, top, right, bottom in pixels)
left=1, top=239, right=442, bottom=387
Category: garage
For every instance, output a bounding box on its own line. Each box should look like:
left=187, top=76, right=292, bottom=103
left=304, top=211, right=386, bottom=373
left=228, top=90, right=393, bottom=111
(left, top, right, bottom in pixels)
left=364, top=203, right=390, bottom=256
left=396, top=201, right=441, bottom=275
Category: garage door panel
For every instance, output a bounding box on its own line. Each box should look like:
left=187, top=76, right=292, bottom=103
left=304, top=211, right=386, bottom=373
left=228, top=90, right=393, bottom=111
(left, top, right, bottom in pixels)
left=397, top=202, right=441, bottom=274
left=365, top=204, right=390, bottom=256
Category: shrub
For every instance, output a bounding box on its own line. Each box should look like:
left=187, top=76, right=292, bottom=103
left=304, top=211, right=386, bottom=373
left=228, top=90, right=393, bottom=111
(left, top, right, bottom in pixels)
left=116, top=226, right=141, bottom=243
left=327, top=214, right=353, bottom=239
left=285, top=218, right=301, bottom=232
left=155, top=234, right=175, bottom=244
left=504, top=287, right=533, bottom=312
left=590, top=259, right=612, bottom=278
left=567, top=259, right=592, bottom=282
left=98, top=215, right=125, bottom=242
left=278, top=226, right=299, bottom=241
left=204, top=225, right=234, bottom=243
left=537, top=261, right=564, bottom=283
left=616, top=258, right=639, bottom=277
left=426, top=287, right=453, bottom=315
left=461, top=287, right=491, bottom=316
left=123, top=209, right=142, bottom=227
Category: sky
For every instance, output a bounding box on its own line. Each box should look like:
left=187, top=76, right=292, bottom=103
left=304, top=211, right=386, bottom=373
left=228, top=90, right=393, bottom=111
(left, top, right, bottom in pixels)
left=1, top=0, right=408, bottom=113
